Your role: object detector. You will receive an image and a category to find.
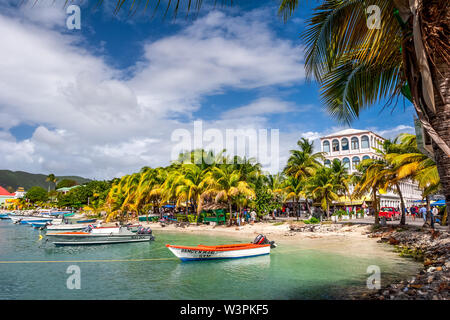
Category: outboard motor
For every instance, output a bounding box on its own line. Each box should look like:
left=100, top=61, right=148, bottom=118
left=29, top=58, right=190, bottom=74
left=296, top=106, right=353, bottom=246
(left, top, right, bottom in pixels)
left=137, top=226, right=153, bottom=235
left=253, top=234, right=277, bottom=248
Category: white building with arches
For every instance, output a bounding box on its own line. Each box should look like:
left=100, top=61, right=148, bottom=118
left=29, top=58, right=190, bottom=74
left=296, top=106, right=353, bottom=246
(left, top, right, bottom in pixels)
left=320, top=129, right=422, bottom=209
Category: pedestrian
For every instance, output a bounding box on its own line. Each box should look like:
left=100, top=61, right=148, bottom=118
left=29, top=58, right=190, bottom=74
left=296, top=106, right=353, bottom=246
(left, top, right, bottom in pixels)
left=419, top=205, right=427, bottom=222
left=431, top=206, right=438, bottom=227
left=250, top=210, right=256, bottom=224
left=410, top=206, right=416, bottom=221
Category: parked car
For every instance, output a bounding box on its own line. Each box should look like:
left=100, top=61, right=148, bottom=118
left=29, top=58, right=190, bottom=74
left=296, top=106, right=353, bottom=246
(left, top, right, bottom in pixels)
left=378, top=207, right=401, bottom=221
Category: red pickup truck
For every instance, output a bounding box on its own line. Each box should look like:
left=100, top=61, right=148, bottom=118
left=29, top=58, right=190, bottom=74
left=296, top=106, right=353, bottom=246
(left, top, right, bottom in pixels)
left=379, top=207, right=401, bottom=221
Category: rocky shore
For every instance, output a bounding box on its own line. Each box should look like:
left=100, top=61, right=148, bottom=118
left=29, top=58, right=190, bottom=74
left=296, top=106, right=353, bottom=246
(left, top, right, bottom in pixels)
left=365, top=225, right=449, bottom=300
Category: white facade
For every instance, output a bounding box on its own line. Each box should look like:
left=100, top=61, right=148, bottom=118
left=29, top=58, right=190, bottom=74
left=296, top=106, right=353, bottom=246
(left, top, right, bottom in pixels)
left=320, top=129, right=384, bottom=174
left=320, top=129, right=422, bottom=208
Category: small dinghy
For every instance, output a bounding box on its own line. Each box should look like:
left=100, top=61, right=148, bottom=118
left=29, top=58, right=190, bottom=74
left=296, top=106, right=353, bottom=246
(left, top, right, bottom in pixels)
left=46, top=226, right=154, bottom=246
left=166, top=234, right=276, bottom=261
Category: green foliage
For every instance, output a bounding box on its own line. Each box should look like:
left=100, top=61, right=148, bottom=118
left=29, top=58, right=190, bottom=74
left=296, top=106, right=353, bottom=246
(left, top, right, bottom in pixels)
left=0, top=169, right=90, bottom=190
left=332, top=209, right=346, bottom=217
left=56, top=179, right=78, bottom=189
left=57, top=181, right=111, bottom=208
left=253, top=185, right=281, bottom=217
left=303, top=217, right=320, bottom=224
left=25, top=186, right=48, bottom=203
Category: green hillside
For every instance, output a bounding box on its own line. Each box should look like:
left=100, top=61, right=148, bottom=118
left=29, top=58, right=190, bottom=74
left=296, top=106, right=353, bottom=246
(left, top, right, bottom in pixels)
left=0, top=170, right=91, bottom=191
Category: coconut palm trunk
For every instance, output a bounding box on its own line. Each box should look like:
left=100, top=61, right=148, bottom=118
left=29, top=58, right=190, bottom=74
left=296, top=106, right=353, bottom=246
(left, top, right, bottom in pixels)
left=395, top=183, right=407, bottom=225
left=398, top=0, right=450, bottom=229
left=373, top=187, right=379, bottom=226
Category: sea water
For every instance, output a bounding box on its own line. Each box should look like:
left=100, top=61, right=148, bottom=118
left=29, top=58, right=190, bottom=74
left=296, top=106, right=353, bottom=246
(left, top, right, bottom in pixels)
left=0, top=220, right=421, bottom=299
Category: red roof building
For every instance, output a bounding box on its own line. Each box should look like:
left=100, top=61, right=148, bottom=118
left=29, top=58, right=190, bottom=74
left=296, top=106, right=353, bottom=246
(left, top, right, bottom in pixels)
left=0, top=186, right=15, bottom=197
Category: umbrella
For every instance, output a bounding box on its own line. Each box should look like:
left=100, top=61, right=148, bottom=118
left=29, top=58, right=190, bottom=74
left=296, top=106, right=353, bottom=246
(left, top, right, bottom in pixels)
left=430, top=200, right=446, bottom=206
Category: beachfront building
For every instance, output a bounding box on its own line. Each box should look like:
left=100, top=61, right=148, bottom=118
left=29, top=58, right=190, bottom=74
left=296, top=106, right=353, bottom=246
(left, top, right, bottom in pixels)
left=56, top=185, right=79, bottom=195
left=320, top=129, right=422, bottom=209
left=0, top=186, right=16, bottom=206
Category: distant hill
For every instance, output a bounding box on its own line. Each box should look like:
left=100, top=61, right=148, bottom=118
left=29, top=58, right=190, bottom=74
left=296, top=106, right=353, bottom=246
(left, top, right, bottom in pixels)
left=0, top=170, right=91, bottom=191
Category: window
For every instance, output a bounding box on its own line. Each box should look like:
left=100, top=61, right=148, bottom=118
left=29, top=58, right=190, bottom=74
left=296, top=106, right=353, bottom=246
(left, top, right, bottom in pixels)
left=324, top=159, right=331, bottom=167
left=333, top=158, right=341, bottom=164
left=343, top=157, right=350, bottom=170
left=323, top=141, right=330, bottom=152
left=352, top=156, right=360, bottom=169
left=341, top=138, right=349, bottom=151
left=332, top=139, right=340, bottom=152
left=351, top=137, right=359, bottom=150
left=361, top=136, right=369, bottom=148
left=362, top=155, right=370, bottom=160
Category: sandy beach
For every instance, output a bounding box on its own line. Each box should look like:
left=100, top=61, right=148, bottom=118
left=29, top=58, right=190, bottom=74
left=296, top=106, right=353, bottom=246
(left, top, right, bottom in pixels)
left=138, top=220, right=373, bottom=244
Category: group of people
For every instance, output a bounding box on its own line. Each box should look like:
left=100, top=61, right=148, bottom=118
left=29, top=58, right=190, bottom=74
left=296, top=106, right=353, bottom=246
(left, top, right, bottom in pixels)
left=232, top=209, right=257, bottom=226
left=409, top=205, right=440, bottom=226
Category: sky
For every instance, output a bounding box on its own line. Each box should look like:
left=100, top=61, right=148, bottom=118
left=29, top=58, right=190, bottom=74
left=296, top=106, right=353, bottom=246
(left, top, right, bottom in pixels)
left=0, top=0, right=416, bottom=180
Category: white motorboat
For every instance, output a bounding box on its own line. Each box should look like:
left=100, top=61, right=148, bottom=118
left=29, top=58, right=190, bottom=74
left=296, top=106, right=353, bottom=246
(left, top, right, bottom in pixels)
left=166, top=234, right=276, bottom=261
left=45, top=226, right=154, bottom=246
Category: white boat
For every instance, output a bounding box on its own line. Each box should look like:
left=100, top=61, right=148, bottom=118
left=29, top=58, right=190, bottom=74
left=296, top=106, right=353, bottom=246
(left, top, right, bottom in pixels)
left=45, top=223, right=92, bottom=232
left=45, top=226, right=154, bottom=246
left=166, top=234, right=276, bottom=261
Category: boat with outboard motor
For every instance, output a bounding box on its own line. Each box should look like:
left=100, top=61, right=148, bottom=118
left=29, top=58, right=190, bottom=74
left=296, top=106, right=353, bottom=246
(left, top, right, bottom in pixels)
left=166, top=234, right=276, bottom=261
left=45, top=225, right=154, bottom=246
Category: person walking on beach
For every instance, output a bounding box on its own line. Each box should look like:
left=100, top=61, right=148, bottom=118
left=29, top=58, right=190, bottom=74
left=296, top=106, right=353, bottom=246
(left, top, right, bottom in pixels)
left=431, top=206, right=438, bottom=227
left=410, top=206, right=416, bottom=221
left=419, top=205, right=427, bottom=222
left=250, top=210, right=256, bottom=224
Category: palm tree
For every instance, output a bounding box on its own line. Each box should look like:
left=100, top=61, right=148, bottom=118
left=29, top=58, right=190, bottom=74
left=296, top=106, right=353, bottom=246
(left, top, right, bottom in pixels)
left=46, top=174, right=56, bottom=192
left=353, top=159, right=389, bottom=226
left=284, top=138, right=323, bottom=180
left=283, top=176, right=308, bottom=220
left=284, top=138, right=323, bottom=215
left=306, top=167, right=339, bottom=218
left=386, top=134, right=441, bottom=226
left=203, top=165, right=255, bottom=224
left=278, top=0, right=450, bottom=218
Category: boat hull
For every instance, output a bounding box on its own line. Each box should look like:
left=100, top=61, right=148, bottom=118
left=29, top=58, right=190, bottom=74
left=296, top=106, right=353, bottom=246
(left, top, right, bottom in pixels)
left=46, top=233, right=153, bottom=246
left=166, top=244, right=271, bottom=261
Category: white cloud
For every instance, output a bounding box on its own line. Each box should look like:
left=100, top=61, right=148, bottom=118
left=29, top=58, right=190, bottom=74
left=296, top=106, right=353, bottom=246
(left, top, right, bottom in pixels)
left=221, top=98, right=302, bottom=119
left=0, top=8, right=306, bottom=179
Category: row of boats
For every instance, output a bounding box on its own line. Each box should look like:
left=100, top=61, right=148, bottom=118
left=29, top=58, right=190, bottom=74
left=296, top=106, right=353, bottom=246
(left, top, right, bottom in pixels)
left=0, top=210, right=276, bottom=261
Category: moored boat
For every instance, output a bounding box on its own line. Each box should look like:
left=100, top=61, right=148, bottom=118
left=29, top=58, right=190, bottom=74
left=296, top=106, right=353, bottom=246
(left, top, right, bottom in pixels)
left=0, top=213, right=11, bottom=219
left=45, top=223, right=93, bottom=232
left=166, top=234, right=276, bottom=261
left=45, top=226, right=154, bottom=246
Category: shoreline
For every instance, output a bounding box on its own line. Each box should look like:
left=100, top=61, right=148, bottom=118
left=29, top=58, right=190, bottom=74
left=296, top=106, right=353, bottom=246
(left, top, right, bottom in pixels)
left=139, top=220, right=449, bottom=300
left=364, top=225, right=449, bottom=300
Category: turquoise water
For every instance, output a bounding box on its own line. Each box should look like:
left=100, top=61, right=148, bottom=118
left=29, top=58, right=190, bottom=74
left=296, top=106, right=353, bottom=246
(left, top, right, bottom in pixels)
left=0, top=220, right=420, bottom=299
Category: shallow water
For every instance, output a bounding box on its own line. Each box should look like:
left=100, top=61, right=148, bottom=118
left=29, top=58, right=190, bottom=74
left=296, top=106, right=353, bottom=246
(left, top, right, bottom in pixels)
left=0, top=220, right=420, bottom=299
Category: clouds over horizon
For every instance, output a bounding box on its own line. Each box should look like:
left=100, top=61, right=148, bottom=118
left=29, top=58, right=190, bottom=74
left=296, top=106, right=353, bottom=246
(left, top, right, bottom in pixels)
left=0, top=7, right=308, bottom=179
left=0, top=5, right=415, bottom=180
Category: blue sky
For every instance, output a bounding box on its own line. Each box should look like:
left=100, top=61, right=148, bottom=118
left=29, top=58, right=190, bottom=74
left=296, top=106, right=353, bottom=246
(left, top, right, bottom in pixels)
left=0, top=0, right=416, bottom=179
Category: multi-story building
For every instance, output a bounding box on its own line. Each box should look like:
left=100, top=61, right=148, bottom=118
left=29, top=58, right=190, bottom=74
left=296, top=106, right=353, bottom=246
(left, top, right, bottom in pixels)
left=320, top=129, right=422, bottom=209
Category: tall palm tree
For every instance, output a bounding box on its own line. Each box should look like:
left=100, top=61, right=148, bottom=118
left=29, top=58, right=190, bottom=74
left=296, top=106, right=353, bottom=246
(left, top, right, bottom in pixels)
left=284, top=138, right=323, bottom=180
left=283, top=176, right=308, bottom=220
left=46, top=173, right=56, bottom=192
left=306, top=167, right=339, bottom=218
left=353, top=159, right=389, bottom=226
left=278, top=0, right=450, bottom=217
left=386, top=134, right=441, bottom=226
left=203, top=165, right=255, bottom=223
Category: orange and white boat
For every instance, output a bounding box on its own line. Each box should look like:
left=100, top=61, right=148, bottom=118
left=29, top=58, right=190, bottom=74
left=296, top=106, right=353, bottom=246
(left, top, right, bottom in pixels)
left=166, top=234, right=276, bottom=261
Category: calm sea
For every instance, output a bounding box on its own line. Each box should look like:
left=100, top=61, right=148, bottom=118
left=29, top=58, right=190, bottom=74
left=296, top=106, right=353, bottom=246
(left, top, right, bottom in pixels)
left=0, top=220, right=420, bottom=299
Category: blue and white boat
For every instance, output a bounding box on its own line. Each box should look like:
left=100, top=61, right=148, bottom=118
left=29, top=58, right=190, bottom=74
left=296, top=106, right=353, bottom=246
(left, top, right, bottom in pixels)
left=0, top=213, right=11, bottom=219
